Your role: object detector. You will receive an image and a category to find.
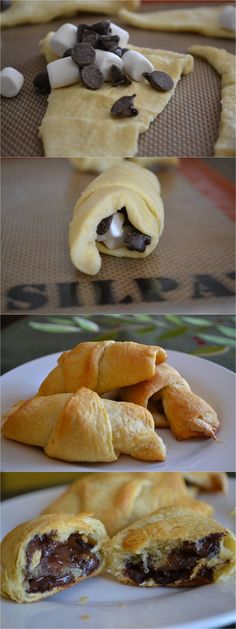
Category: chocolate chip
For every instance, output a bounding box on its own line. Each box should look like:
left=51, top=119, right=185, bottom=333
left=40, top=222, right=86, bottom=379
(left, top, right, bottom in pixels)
left=81, top=64, right=104, bottom=90
left=143, top=70, right=174, bottom=92
left=111, top=94, right=138, bottom=118
left=113, top=47, right=123, bottom=58
left=97, top=215, right=113, bottom=235
left=33, top=71, right=51, bottom=95
left=81, top=29, right=99, bottom=48
left=92, top=21, right=111, bottom=36
left=124, top=228, right=151, bottom=253
left=63, top=48, right=73, bottom=58
left=72, top=43, right=96, bottom=67
left=77, top=24, right=91, bottom=43
left=1, top=0, right=11, bottom=9
left=121, top=48, right=129, bottom=55
left=97, top=34, right=120, bottom=52
left=111, top=65, right=132, bottom=87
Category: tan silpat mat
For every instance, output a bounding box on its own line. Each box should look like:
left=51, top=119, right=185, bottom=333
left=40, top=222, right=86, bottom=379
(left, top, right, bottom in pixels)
left=2, top=158, right=235, bottom=314
left=1, top=5, right=235, bottom=157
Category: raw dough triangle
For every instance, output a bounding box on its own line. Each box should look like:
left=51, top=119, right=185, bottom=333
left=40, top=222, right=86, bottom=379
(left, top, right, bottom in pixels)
left=119, top=5, right=235, bottom=39
left=40, top=34, right=193, bottom=157
left=190, top=46, right=235, bottom=156
left=1, top=0, right=140, bottom=27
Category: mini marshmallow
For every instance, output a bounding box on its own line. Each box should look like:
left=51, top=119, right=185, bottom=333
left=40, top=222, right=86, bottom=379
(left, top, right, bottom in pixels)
left=218, top=5, right=236, bottom=31
left=50, top=23, right=78, bottom=57
left=95, top=49, right=123, bottom=81
left=0, top=67, right=24, bottom=98
left=109, top=212, right=125, bottom=238
left=110, top=22, right=129, bottom=47
left=123, top=50, right=154, bottom=82
left=47, top=57, right=80, bottom=89
left=104, top=235, right=125, bottom=250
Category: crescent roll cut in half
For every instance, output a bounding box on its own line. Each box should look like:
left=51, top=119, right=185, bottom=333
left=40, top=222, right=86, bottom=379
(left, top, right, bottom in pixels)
left=1, top=513, right=107, bottom=603
left=69, top=162, right=164, bottom=275
left=2, top=388, right=166, bottom=463
left=38, top=340, right=167, bottom=397
left=120, top=363, right=219, bottom=440
left=1, top=0, right=140, bottom=27
left=42, top=473, right=214, bottom=536
left=105, top=506, right=236, bottom=587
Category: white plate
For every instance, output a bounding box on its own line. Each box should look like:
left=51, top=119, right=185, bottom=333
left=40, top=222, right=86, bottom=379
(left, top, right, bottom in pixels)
left=1, top=350, right=235, bottom=471
left=1, top=481, right=236, bottom=629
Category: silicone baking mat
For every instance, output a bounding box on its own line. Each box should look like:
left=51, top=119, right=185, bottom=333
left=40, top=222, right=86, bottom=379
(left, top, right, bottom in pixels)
left=1, top=2, right=234, bottom=157
left=2, top=158, right=235, bottom=314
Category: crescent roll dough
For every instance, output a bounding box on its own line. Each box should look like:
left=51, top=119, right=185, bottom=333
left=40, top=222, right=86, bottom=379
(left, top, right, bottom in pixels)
left=70, top=158, right=179, bottom=174
left=189, top=46, right=235, bottom=157
left=42, top=473, right=214, bottom=536
left=120, top=363, right=219, bottom=440
left=69, top=162, right=164, bottom=275
left=1, top=513, right=107, bottom=603
left=2, top=388, right=166, bottom=462
left=119, top=5, right=235, bottom=39
left=40, top=34, right=193, bottom=157
left=38, top=340, right=167, bottom=397
left=105, top=506, right=236, bottom=587
left=1, top=0, right=140, bottom=27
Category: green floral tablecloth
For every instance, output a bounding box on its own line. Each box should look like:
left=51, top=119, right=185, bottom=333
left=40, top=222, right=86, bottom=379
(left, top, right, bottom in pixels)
left=2, top=315, right=235, bottom=374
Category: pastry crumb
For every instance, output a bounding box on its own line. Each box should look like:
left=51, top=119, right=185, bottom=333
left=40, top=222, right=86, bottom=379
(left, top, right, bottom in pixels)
left=79, top=595, right=89, bottom=604
left=80, top=614, right=90, bottom=621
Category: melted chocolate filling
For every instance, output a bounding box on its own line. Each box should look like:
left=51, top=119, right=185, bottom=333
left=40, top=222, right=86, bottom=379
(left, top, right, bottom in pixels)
left=124, top=533, right=224, bottom=587
left=26, top=531, right=99, bottom=593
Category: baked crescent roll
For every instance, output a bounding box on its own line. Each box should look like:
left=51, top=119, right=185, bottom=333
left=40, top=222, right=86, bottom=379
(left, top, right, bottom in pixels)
left=2, top=388, right=166, bottom=463
left=1, top=0, right=140, bottom=28
left=38, top=340, right=167, bottom=397
left=42, top=472, right=214, bottom=536
left=69, top=162, right=164, bottom=275
left=1, top=513, right=107, bottom=603
left=183, top=473, right=228, bottom=494
left=189, top=46, right=235, bottom=157
left=105, top=506, right=236, bottom=587
left=119, top=5, right=235, bottom=39
left=120, top=363, right=219, bottom=440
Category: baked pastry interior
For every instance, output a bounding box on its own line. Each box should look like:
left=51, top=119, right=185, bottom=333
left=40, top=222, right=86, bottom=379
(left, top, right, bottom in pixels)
left=106, top=507, right=235, bottom=587
left=1, top=514, right=107, bottom=602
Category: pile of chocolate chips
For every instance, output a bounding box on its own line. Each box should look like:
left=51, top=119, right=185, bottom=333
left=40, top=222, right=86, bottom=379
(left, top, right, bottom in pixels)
left=97, top=207, right=151, bottom=253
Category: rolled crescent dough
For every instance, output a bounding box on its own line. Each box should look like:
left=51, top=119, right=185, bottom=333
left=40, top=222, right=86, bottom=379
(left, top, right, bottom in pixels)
left=1, top=0, right=140, bottom=28
left=190, top=46, right=235, bottom=157
left=70, top=157, right=179, bottom=173
left=69, top=161, right=164, bottom=275
left=119, top=5, right=235, bottom=39
left=40, top=33, right=193, bottom=157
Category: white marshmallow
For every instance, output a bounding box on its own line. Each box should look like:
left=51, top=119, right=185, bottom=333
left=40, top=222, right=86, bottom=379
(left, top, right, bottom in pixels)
left=95, top=49, right=123, bottom=81
left=47, top=57, right=80, bottom=89
left=109, top=212, right=124, bottom=238
left=0, top=67, right=24, bottom=98
left=123, top=50, right=154, bottom=82
left=104, top=235, right=125, bottom=249
left=50, top=23, right=78, bottom=57
left=218, top=5, right=236, bottom=31
left=110, top=22, right=129, bottom=48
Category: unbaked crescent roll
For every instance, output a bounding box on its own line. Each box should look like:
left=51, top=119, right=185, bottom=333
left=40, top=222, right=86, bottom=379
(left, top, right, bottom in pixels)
left=189, top=46, right=235, bottom=157
left=2, top=388, right=166, bottom=462
left=1, top=0, right=140, bottom=28
left=119, top=5, right=235, bottom=39
left=1, top=513, right=107, bottom=603
left=41, top=472, right=214, bottom=536
left=120, top=363, right=219, bottom=439
left=38, top=340, right=167, bottom=397
left=105, top=506, right=236, bottom=587
left=69, top=162, right=164, bottom=275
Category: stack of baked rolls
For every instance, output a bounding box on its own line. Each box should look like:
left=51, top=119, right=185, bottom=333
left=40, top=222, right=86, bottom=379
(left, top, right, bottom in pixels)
left=2, top=340, right=220, bottom=464
left=1, top=473, right=235, bottom=602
